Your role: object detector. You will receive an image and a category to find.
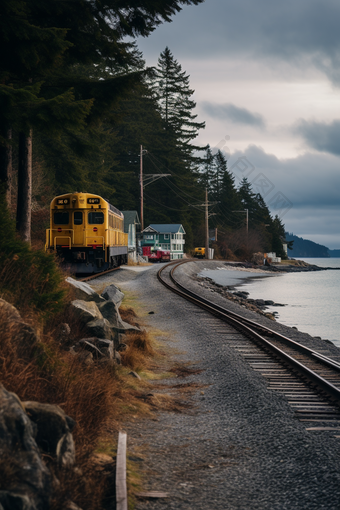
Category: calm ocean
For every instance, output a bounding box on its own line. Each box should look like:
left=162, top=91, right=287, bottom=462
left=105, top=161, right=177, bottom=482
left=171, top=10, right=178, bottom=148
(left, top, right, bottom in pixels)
left=201, top=258, right=340, bottom=348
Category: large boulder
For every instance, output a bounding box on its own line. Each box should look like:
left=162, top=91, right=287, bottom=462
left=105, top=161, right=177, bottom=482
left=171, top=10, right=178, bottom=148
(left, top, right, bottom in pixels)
left=0, top=386, right=51, bottom=510
left=69, top=300, right=103, bottom=324
left=66, top=277, right=105, bottom=304
left=84, top=318, right=114, bottom=340
left=98, top=301, right=140, bottom=333
left=101, top=284, right=124, bottom=307
left=24, top=402, right=76, bottom=469
left=97, top=300, right=120, bottom=327
left=77, top=338, right=114, bottom=359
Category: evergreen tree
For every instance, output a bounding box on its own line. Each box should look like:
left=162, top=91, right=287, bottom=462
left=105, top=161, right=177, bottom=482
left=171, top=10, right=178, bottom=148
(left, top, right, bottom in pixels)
left=153, top=47, right=206, bottom=166
left=217, top=162, right=243, bottom=230
left=199, top=145, right=215, bottom=191
left=238, top=177, right=258, bottom=227
left=270, top=215, right=287, bottom=258
left=212, top=149, right=227, bottom=200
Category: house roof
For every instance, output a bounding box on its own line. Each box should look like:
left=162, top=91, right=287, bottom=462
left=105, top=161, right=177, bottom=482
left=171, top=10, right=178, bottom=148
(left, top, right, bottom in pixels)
left=122, top=211, right=140, bottom=233
left=143, top=224, right=186, bottom=234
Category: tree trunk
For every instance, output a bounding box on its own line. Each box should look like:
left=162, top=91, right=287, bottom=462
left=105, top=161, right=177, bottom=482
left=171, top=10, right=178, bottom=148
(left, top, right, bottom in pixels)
left=16, top=130, right=32, bottom=244
left=0, top=128, right=13, bottom=208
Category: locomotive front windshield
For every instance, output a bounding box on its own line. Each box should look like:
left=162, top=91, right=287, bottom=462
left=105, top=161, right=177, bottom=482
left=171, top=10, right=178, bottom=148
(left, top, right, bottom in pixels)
left=54, top=212, right=69, bottom=225
left=88, top=211, right=104, bottom=224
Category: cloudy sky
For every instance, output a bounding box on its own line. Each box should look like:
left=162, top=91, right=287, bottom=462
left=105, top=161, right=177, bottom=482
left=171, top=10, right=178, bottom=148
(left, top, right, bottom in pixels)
left=137, top=0, right=340, bottom=250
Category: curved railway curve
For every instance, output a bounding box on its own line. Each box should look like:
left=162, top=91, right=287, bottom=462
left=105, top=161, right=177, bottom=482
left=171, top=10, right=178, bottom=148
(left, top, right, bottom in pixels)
left=158, top=260, right=340, bottom=430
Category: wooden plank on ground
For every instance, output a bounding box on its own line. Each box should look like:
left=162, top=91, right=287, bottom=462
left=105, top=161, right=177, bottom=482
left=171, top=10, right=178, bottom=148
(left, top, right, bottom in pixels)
left=116, top=432, right=127, bottom=510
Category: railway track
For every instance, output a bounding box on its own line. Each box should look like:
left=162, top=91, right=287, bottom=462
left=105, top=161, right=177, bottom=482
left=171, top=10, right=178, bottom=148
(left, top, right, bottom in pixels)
left=77, top=266, right=121, bottom=282
left=158, top=260, right=340, bottom=434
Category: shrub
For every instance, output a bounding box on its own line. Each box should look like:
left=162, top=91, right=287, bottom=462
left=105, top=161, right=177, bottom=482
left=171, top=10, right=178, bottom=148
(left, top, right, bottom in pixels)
left=0, top=190, right=65, bottom=316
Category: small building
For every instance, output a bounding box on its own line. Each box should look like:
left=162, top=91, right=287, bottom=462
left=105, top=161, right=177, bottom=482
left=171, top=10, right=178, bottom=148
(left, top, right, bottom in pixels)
left=264, top=252, right=281, bottom=263
left=141, top=224, right=186, bottom=260
left=122, top=211, right=141, bottom=262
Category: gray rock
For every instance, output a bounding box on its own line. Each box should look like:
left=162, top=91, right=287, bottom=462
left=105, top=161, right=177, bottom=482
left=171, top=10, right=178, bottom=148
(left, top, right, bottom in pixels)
left=117, top=320, right=141, bottom=333
left=129, top=371, right=141, bottom=380
left=56, top=431, right=76, bottom=469
left=69, top=300, right=103, bottom=324
left=101, top=284, right=124, bottom=307
left=114, top=350, right=121, bottom=364
left=0, top=386, right=51, bottom=509
left=66, top=277, right=105, bottom=304
left=97, top=300, right=120, bottom=327
left=65, top=501, right=83, bottom=510
left=75, top=340, right=104, bottom=359
left=98, top=301, right=141, bottom=333
left=255, top=299, right=266, bottom=307
left=78, top=338, right=114, bottom=359
left=84, top=318, right=113, bottom=339
left=24, top=402, right=75, bottom=460
left=0, top=298, right=21, bottom=323
left=0, top=492, right=33, bottom=510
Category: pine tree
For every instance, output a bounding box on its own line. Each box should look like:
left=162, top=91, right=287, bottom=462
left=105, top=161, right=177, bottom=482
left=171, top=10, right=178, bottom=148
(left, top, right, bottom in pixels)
left=199, top=146, right=215, bottom=190
left=211, top=149, right=227, bottom=200
left=153, top=47, right=206, bottom=166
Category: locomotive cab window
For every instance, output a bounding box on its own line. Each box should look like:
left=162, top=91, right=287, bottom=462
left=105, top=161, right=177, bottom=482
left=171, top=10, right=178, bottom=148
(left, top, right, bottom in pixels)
left=88, top=211, right=104, bottom=224
left=54, top=212, right=69, bottom=225
left=74, top=212, right=83, bottom=225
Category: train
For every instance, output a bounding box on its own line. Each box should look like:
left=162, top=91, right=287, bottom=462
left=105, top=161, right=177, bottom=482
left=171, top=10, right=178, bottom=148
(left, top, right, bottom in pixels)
left=194, top=247, right=205, bottom=259
left=45, top=192, right=128, bottom=274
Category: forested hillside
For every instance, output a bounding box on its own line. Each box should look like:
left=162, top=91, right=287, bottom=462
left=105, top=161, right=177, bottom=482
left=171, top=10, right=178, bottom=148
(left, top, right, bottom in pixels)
left=0, top=0, right=287, bottom=259
left=285, top=232, right=330, bottom=258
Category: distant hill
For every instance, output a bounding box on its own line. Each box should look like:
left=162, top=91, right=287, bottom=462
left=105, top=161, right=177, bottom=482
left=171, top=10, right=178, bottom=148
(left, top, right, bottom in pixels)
left=328, top=249, right=340, bottom=257
left=285, top=232, right=330, bottom=258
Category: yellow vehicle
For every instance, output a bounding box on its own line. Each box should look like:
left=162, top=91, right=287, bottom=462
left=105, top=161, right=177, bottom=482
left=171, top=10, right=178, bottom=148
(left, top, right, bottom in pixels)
left=45, top=192, right=128, bottom=274
left=194, top=247, right=205, bottom=259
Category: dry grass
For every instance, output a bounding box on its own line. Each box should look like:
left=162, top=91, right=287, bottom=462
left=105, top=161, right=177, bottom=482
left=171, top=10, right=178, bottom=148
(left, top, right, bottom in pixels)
left=120, top=330, right=156, bottom=373
left=127, top=259, right=152, bottom=267
left=0, top=302, right=162, bottom=509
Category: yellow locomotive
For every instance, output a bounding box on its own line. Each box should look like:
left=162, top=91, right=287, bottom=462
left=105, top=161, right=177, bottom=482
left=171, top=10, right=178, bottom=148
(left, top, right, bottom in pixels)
left=45, top=192, right=128, bottom=274
left=194, top=247, right=205, bottom=259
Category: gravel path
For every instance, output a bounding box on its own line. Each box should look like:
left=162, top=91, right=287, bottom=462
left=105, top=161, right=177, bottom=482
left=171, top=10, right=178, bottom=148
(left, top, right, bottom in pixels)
left=91, top=261, right=340, bottom=509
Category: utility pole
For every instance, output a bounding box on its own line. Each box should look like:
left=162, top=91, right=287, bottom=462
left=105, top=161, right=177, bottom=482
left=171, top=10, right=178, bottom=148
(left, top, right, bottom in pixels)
left=140, top=145, right=144, bottom=231
left=139, top=145, right=170, bottom=231
left=194, top=188, right=218, bottom=260
left=205, top=188, right=209, bottom=259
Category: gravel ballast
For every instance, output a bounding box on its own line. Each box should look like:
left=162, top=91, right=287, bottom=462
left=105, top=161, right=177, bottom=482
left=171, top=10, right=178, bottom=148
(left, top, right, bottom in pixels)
left=90, top=261, right=340, bottom=509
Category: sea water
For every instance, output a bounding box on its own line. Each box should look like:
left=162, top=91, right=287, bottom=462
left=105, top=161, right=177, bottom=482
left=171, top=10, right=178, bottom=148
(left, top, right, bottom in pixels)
left=200, top=258, right=340, bottom=347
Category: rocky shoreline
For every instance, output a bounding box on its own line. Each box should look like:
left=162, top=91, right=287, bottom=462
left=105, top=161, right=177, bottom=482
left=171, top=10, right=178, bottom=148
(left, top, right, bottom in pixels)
left=196, top=275, right=284, bottom=320
left=195, top=259, right=338, bottom=321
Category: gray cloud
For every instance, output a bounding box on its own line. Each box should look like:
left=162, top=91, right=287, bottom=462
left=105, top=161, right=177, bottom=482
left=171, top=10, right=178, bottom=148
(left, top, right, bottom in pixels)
left=227, top=145, right=340, bottom=247
left=138, top=0, right=340, bottom=84
left=294, top=119, right=340, bottom=155
left=202, top=102, right=266, bottom=128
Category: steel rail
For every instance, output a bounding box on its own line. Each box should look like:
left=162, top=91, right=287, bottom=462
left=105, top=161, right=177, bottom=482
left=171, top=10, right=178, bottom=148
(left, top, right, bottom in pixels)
left=157, top=261, right=340, bottom=403
left=168, top=262, right=340, bottom=373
